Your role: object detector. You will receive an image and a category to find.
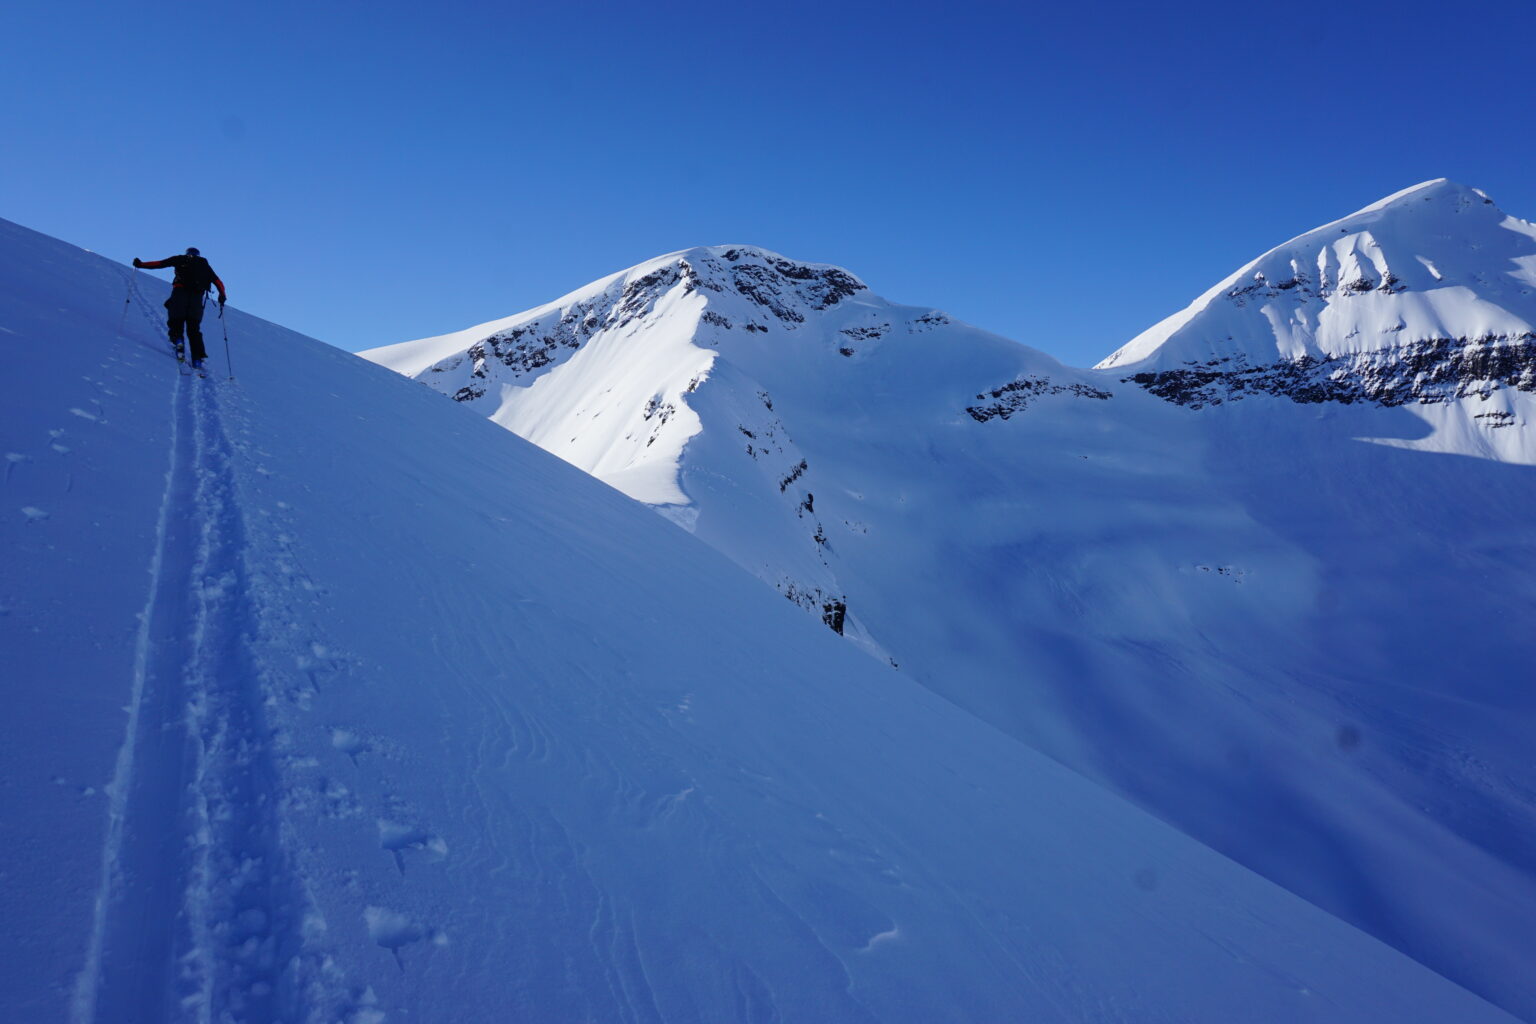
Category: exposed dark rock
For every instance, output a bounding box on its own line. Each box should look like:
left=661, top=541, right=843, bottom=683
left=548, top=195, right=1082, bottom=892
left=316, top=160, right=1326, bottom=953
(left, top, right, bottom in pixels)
left=778, top=459, right=809, bottom=493
left=821, top=599, right=846, bottom=634
left=1124, top=333, right=1536, bottom=410
left=730, top=264, right=807, bottom=324
left=967, top=376, right=1113, bottom=422
left=717, top=255, right=866, bottom=324
left=840, top=324, right=889, bottom=341
left=450, top=298, right=605, bottom=381
left=642, top=396, right=675, bottom=424
left=1224, top=267, right=1408, bottom=309
left=615, top=266, right=685, bottom=327
left=778, top=579, right=848, bottom=636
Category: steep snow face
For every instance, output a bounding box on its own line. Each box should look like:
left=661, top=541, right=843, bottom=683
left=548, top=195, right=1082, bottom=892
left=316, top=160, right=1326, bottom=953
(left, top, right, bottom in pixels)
left=365, top=247, right=868, bottom=507
left=364, top=245, right=1084, bottom=648
left=368, top=220, right=1536, bottom=1019
left=1098, top=181, right=1536, bottom=456
left=7, top=216, right=1519, bottom=1023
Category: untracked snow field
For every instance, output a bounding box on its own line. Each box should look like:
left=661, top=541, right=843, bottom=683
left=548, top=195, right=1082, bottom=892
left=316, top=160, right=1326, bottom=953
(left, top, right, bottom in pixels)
left=0, top=217, right=1521, bottom=1022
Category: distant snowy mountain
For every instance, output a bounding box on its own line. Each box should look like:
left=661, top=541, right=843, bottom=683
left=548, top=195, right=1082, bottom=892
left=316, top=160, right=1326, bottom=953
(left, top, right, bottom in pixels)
left=366, top=187, right=1536, bottom=1019
left=11, top=217, right=1521, bottom=1022
left=1100, top=178, right=1536, bottom=462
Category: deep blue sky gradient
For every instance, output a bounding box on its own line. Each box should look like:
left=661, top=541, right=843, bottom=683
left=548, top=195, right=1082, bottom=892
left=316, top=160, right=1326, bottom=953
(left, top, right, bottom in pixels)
left=4, top=0, right=1534, bottom=366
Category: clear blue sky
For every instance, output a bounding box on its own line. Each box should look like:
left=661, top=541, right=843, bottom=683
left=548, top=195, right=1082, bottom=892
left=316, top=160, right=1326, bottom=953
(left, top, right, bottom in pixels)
left=4, top=0, right=1534, bottom=367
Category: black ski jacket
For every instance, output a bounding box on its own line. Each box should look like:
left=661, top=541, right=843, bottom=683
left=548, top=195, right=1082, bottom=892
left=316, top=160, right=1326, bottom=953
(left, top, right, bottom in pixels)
left=137, top=254, right=226, bottom=301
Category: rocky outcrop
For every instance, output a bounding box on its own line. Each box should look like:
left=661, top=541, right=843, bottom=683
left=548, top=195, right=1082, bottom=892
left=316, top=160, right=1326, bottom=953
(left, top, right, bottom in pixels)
left=779, top=579, right=848, bottom=635
left=967, top=376, right=1113, bottom=422
left=716, top=249, right=866, bottom=325
left=440, top=298, right=609, bottom=386
left=1123, top=333, right=1536, bottom=410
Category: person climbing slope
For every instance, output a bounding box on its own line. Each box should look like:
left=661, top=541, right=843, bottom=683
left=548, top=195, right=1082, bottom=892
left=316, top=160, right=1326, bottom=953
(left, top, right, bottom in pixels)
left=132, top=247, right=226, bottom=368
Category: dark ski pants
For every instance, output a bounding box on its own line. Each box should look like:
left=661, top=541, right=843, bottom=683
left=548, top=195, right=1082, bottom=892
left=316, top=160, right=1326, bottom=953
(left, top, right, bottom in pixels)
left=165, top=289, right=208, bottom=362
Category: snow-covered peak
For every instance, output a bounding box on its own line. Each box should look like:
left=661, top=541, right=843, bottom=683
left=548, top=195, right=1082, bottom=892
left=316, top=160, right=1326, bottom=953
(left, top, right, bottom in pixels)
left=362, top=242, right=1079, bottom=657
left=1098, top=179, right=1536, bottom=370
left=362, top=243, right=1064, bottom=508
left=366, top=244, right=868, bottom=378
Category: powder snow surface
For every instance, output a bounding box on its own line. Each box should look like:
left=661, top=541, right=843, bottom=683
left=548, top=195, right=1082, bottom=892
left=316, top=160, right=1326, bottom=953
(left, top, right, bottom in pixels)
left=1, top=220, right=1521, bottom=1021
left=368, top=188, right=1536, bottom=1020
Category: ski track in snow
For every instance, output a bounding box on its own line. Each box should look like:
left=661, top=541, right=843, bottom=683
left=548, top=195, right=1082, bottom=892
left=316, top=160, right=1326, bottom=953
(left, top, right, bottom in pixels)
left=73, top=276, right=359, bottom=1023
left=71, top=279, right=187, bottom=1024
left=175, top=374, right=312, bottom=1022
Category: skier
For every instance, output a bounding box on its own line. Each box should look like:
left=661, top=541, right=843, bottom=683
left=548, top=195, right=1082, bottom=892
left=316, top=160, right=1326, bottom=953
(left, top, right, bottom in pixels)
left=132, top=248, right=227, bottom=370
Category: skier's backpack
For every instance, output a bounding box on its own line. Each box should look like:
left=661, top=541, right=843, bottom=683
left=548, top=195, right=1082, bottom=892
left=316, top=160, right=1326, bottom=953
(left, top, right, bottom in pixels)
left=177, top=255, right=216, bottom=293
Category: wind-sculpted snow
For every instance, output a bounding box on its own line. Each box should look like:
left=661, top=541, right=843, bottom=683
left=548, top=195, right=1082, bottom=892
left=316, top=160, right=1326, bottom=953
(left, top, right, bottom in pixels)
left=11, top=216, right=1526, bottom=1021
left=367, top=187, right=1536, bottom=1018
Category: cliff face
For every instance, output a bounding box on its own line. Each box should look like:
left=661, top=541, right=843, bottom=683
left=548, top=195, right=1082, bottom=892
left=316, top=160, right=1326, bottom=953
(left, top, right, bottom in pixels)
left=1122, top=331, right=1536, bottom=409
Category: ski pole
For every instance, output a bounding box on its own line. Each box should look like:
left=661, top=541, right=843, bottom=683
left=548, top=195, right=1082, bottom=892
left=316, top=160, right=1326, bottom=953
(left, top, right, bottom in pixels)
left=118, top=272, right=134, bottom=334
left=219, top=303, right=235, bottom=380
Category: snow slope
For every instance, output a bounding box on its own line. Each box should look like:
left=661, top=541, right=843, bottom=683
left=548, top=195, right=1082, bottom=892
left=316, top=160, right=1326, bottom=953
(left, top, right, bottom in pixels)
left=3, top=218, right=1516, bottom=1021
left=366, top=193, right=1536, bottom=1018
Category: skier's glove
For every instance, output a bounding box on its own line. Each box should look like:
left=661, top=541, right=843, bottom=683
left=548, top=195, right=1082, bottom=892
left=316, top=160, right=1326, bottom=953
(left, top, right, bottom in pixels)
left=132, top=258, right=143, bottom=268
left=218, top=294, right=226, bottom=307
